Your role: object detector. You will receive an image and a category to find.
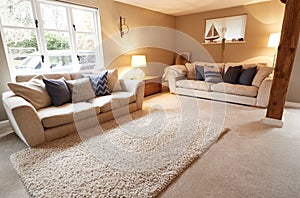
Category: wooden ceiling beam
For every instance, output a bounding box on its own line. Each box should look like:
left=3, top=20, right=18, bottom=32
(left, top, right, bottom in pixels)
left=265, top=0, right=300, bottom=125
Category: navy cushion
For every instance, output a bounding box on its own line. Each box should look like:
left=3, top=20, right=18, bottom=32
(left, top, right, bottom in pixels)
left=195, top=65, right=205, bottom=81
left=223, top=66, right=243, bottom=84
left=239, top=66, right=257, bottom=85
left=43, top=78, right=71, bottom=106
left=86, top=71, right=110, bottom=96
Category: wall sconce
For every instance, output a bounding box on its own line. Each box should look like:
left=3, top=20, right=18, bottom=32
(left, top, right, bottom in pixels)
left=120, top=16, right=129, bottom=38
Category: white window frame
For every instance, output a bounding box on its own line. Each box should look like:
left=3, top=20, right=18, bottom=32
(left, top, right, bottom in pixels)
left=0, top=0, right=104, bottom=79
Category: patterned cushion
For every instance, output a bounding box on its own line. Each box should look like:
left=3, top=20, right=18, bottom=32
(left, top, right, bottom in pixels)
left=87, top=71, right=110, bottom=96
left=204, top=66, right=223, bottom=83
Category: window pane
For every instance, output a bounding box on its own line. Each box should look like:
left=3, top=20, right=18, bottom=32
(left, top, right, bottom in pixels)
left=76, top=33, right=95, bottom=51
left=40, top=3, right=68, bottom=30
left=15, top=55, right=42, bottom=70
left=0, top=0, right=35, bottom=28
left=73, top=9, right=95, bottom=32
left=49, top=55, right=72, bottom=72
left=45, top=31, right=70, bottom=50
left=2, top=28, right=39, bottom=69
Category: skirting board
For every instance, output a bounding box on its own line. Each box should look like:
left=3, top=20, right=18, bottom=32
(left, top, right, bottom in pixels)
left=0, top=120, right=9, bottom=129
left=285, top=101, right=300, bottom=109
left=262, top=117, right=284, bottom=128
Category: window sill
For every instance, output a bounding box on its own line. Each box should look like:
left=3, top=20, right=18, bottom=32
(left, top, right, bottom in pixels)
left=202, top=41, right=245, bottom=45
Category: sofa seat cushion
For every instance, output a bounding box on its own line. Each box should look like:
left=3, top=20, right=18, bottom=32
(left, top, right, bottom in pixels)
left=38, top=102, right=100, bottom=128
left=211, top=83, right=258, bottom=97
left=89, top=92, right=136, bottom=113
left=176, top=80, right=214, bottom=92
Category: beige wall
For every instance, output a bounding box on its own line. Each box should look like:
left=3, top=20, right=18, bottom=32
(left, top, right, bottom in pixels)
left=0, top=34, right=12, bottom=121
left=287, top=35, right=300, bottom=103
left=0, top=0, right=176, bottom=121
left=175, top=0, right=285, bottom=64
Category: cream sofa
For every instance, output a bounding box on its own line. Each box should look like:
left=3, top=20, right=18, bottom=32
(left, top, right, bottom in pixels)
left=164, top=62, right=273, bottom=108
left=2, top=71, right=145, bottom=147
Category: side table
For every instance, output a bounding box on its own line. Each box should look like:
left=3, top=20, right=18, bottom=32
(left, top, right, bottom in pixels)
left=142, top=76, right=162, bottom=97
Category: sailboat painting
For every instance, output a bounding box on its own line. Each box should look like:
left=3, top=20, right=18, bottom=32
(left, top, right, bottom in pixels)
left=205, top=24, right=220, bottom=41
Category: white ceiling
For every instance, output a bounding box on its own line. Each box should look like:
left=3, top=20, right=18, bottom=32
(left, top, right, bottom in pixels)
left=114, top=0, right=271, bottom=16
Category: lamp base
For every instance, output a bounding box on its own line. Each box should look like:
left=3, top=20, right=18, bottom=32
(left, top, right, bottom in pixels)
left=132, top=68, right=145, bottom=79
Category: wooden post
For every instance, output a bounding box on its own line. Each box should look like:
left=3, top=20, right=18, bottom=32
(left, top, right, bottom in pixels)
left=265, top=0, right=300, bottom=123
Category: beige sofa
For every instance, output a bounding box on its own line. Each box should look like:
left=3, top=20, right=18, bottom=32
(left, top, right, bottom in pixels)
left=2, top=70, right=145, bottom=147
left=164, top=62, right=273, bottom=108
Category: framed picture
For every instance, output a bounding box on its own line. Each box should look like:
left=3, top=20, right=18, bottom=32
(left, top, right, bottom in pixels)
left=204, top=14, right=247, bottom=43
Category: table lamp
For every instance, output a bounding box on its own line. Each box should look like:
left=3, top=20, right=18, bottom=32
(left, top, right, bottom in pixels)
left=267, top=33, right=280, bottom=67
left=131, top=55, right=146, bottom=79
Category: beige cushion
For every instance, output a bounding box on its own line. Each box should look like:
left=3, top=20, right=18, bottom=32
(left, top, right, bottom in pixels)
left=107, top=69, right=122, bottom=92
left=185, top=63, right=196, bottom=79
left=175, top=54, right=189, bottom=65
left=89, top=92, right=136, bottom=113
left=66, top=78, right=95, bottom=102
left=38, top=102, right=100, bottom=128
left=16, top=73, right=71, bottom=82
left=252, top=66, right=273, bottom=87
left=176, top=80, right=214, bottom=92
left=7, top=77, right=51, bottom=110
left=211, top=83, right=258, bottom=97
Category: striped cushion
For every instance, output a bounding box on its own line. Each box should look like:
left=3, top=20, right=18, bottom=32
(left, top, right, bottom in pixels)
left=88, top=71, right=111, bottom=96
left=204, top=66, right=223, bottom=83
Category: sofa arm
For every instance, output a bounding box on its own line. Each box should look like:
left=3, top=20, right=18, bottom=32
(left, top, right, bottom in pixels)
left=256, top=77, right=273, bottom=108
left=119, top=79, right=145, bottom=110
left=164, top=72, right=186, bottom=93
left=2, top=91, right=45, bottom=147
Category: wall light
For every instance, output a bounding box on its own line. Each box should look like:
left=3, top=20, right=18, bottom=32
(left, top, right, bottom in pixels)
left=120, top=16, right=129, bottom=38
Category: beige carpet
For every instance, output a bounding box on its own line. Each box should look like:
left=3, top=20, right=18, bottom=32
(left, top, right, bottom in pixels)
left=10, top=108, right=226, bottom=197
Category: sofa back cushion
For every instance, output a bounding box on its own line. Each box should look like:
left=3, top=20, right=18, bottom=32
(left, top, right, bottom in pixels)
left=16, top=73, right=71, bottom=82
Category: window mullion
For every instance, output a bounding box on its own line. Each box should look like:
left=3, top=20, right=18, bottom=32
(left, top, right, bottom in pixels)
left=94, top=10, right=104, bottom=69
left=32, top=0, right=50, bottom=72
left=67, top=7, right=79, bottom=71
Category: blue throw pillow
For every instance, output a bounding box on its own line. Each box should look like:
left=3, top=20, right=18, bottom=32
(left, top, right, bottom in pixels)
left=195, top=65, right=205, bottom=81
left=43, top=78, right=71, bottom=106
left=238, top=66, right=257, bottom=85
left=88, top=71, right=110, bottom=96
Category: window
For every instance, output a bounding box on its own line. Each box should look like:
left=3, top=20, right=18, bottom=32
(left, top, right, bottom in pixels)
left=204, top=15, right=247, bottom=44
left=0, top=0, right=103, bottom=77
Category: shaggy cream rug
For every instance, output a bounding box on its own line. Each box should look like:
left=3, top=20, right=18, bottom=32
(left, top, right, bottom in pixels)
left=10, top=108, right=227, bottom=197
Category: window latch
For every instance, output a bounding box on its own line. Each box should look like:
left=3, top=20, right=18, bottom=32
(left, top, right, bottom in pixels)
left=41, top=55, right=44, bottom=63
left=77, top=55, right=80, bottom=62
left=73, top=24, right=76, bottom=31
left=35, top=19, right=38, bottom=28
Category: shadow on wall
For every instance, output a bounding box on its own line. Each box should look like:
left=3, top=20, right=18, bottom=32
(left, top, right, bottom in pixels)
left=0, top=34, right=12, bottom=121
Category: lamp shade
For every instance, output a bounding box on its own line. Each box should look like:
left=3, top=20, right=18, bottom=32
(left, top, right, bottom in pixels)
left=131, top=55, right=147, bottom=68
left=267, top=33, right=280, bottom=48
